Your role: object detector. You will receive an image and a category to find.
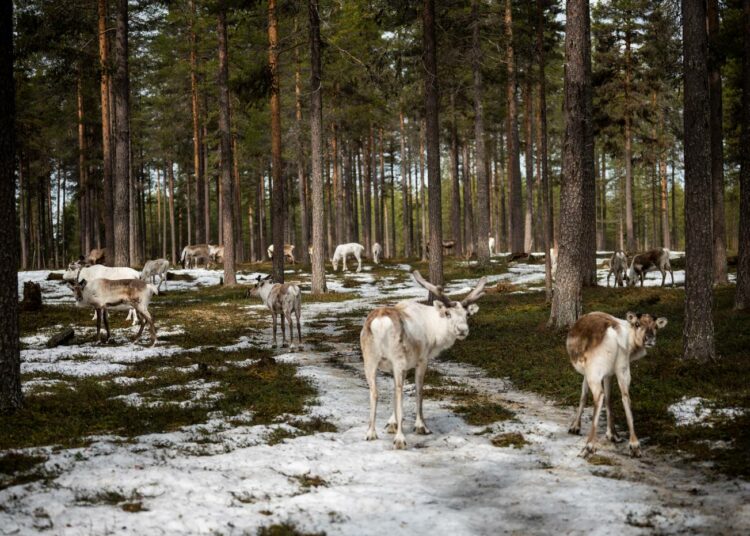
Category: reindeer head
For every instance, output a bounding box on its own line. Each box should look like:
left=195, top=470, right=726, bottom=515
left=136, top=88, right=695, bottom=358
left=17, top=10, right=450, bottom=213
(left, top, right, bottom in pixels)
left=412, top=270, right=486, bottom=341
left=246, top=274, right=273, bottom=298
left=626, top=312, right=668, bottom=348
left=67, top=279, right=87, bottom=304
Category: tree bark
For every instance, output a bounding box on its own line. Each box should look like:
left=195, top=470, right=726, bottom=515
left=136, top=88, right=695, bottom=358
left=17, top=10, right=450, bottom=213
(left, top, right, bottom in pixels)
left=423, top=0, right=444, bottom=289
left=363, top=128, right=372, bottom=253
left=309, top=0, right=326, bottom=292
left=295, top=46, right=309, bottom=264
left=419, top=121, right=428, bottom=261
left=682, top=0, right=715, bottom=361
left=167, top=160, right=177, bottom=264
left=549, top=0, right=593, bottom=329
left=624, top=27, right=635, bottom=252
left=462, top=142, right=475, bottom=257
left=449, top=95, right=462, bottom=256
left=472, top=0, right=490, bottom=266
left=523, top=76, right=534, bottom=253
left=0, top=0, right=21, bottom=412
left=399, top=112, right=410, bottom=257
left=537, top=0, right=552, bottom=301
left=113, top=0, right=130, bottom=266
left=505, top=0, right=524, bottom=254
left=98, top=0, right=114, bottom=255
left=378, top=129, right=387, bottom=252
left=707, top=0, right=727, bottom=284
left=189, top=0, right=204, bottom=245
left=734, top=0, right=750, bottom=309
left=373, top=130, right=382, bottom=251
left=77, top=71, right=90, bottom=256
left=218, top=3, right=236, bottom=284
left=232, top=135, right=244, bottom=262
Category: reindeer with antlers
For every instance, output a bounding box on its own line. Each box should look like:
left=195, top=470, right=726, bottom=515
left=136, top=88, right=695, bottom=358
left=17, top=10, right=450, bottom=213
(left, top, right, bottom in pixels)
left=360, top=271, right=487, bottom=449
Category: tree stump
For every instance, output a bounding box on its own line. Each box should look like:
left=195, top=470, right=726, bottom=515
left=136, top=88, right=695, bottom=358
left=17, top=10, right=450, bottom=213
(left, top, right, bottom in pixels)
left=46, top=327, right=75, bottom=348
left=20, top=282, right=42, bottom=311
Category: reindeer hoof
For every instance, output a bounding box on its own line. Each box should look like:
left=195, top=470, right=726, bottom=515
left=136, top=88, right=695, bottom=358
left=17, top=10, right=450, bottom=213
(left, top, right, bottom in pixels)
left=393, top=436, right=407, bottom=450
left=365, top=430, right=378, bottom=441
left=414, top=425, right=431, bottom=435
left=580, top=443, right=597, bottom=458
left=384, top=423, right=397, bottom=434
left=629, top=442, right=642, bottom=457
left=568, top=425, right=581, bottom=435
left=606, top=432, right=623, bottom=443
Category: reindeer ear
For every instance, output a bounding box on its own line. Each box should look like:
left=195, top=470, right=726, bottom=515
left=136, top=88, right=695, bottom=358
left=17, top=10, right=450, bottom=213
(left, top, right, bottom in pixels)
left=264, top=274, right=272, bottom=280
left=467, top=304, right=479, bottom=316
left=433, top=300, right=447, bottom=316
left=656, top=317, right=668, bottom=329
left=626, top=312, right=638, bottom=325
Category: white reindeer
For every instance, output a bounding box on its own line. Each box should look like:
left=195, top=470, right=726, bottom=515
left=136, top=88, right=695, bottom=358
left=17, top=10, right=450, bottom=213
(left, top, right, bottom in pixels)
left=207, top=245, right=224, bottom=269
left=247, top=275, right=302, bottom=347
left=488, top=236, right=495, bottom=256
left=372, top=242, right=383, bottom=264
left=360, top=270, right=487, bottom=449
left=141, top=259, right=170, bottom=291
left=567, top=311, right=667, bottom=457
left=332, top=243, right=365, bottom=272
left=628, top=247, right=674, bottom=287
left=267, top=244, right=296, bottom=264
left=606, top=250, right=629, bottom=287
left=64, top=262, right=141, bottom=326
left=180, top=244, right=210, bottom=269
left=69, top=278, right=159, bottom=347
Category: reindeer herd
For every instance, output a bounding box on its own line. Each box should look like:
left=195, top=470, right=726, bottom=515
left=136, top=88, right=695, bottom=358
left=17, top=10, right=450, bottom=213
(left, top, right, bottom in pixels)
left=52, top=243, right=679, bottom=457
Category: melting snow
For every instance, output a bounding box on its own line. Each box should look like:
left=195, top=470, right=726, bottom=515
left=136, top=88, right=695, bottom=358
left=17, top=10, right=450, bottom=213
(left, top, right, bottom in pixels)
left=668, top=397, right=746, bottom=427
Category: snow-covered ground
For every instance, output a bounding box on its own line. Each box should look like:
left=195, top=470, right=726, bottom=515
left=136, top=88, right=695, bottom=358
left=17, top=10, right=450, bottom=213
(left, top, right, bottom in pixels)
left=5, top=260, right=748, bottom=535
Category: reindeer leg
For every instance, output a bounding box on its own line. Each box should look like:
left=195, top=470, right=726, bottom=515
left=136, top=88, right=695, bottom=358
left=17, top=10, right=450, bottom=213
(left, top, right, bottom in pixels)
left=569, top=378, right=588, bottom=434
left=280, top=311, right=287, bottom=347
left=385, top=369, right=404, bottom=434
left=616, top=368, right=640, bottom=457
left=132, top=309, right=146, bottom=343
left=103, top=310, right=111, bottom=343
left=95, top=309, right=102, bottom=343
left=272, top=312, right=278, bottom=347
left=296, top=307, right=302, bottom=344
left=356, top=253, right=362, bottom=273
left=392, top=365, right=406, bottom=449
left=414, top=361, right=431, bottom=435
left=661, top=268, right=666, bottom=287
left=582, top=375, right=604, bottom=457
left=604, top=376, right=621, bottom=442
left=363, top=346, right=379, bottom=441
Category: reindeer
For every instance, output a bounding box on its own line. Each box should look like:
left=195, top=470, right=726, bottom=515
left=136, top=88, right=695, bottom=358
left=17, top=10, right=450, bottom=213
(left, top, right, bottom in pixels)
left=606, top=250, right=629, bottom=287
left=488, top=236, right=496, bottom=256
left=360, top=271, right=487, bottom=449
left=180, top=244, right=210, bottom=269
left=567, top=311, right=667, bottom=457
left=332, top=243, right=365, bottom=272
left=141, top=259, right=170, bottom=291
left=372, top=242, right=383, bottom=264
left=247, top=275, right=302, bottom=347
left=207, top=245, right=224, bottom=269
left=267, top=244, right=296, bottom=264
left=69, top=278, right=159, bottom=347
left=628, top=247, right=674, bottom=287
left=64, top=261, right=141, bottom=326
left=86, top=248, right=108, bottom=265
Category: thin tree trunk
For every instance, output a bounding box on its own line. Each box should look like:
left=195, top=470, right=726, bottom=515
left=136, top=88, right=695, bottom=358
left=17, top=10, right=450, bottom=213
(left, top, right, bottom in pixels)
left=463, top=142, right=475, bottom=256
left=450, top=94, right=462, bottom=256
left=258, top=169, right=266, bottom=257
left=523, top=75, right=534, bottom=253
left=218, top=2, right=236, bottom=284
left=363, top=128, right=373, bottom=253
left=537, top=0, right=551, bottom=300
left=189, top=0, right=204, bottom=245
left=398, top=113, right=409, bottom=257
left=505, top=0, right=524, bottom=254
left=419, top=121, right=428, bottom=261
left=232, top=135, right=244, bottom=262
left=77, top=71, right=90, bottom=256
left=98, top=0, right=114, bottom=255
left=624, top=28, right=635, bottom=252
left=659, top=116, right=671, bottom=249
left=167, top=160, right=177, bottom=264
left=161, top=165, right=167, bottom=260
left=379, top=129, right=387, bottom=252
left=549, top=0, right=592, bottom=329
left=309, top=0, right=326, bottom=292
left=295, top=45, right=309, bottom=263
left=707, top=0, right=728, bottom=284
left=204, top=121, right=210, bottom=244
left=736, top=0, right=750, bottom=308
left=373, top=131, right=381, bottom=251
left=472, top=0, right=490, bottom=265
left=113, top=0, right=130, bottom=266
left=423, top=0, right=443, bottom=289
left=682, top=0, right=715, bottom=360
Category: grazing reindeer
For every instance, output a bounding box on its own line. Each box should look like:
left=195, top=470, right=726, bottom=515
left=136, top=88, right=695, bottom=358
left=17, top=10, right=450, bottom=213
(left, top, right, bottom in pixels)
left=70, top=278, right=159, bottom=347
left=64, top=262, right=141, bottom=326
left=141, top=259, right=170, bottom=291
left=247, top=275, right=302, bottom=347
left=180, top=244, right=210, bottom=269
left=567, top=311, right=667, bottom=457
left=267, top=244, right=296, bottom=264
left=360, top=271, right=487, bottom=449
left=86, top=248, right=108, bottom=265
left=332, top=243, right=365, bottom=272
left=628, top=247, right=674, bottom=287
left=372, top=242, right=383, bottom=264
left=606, top=250, right=629, bottom=287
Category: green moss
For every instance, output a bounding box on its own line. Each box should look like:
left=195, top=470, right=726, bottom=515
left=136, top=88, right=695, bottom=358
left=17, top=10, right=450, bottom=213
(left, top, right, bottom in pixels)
left=453, top=399, right=515, bottom=425
left=445, top=286, right=750, bottom=477
left=490, top=432, right=529, bottom=449
left=257, top=523, right=325, bottom=536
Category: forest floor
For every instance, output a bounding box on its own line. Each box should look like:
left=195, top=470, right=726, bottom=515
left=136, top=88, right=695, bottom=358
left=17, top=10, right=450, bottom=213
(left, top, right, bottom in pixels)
left=2, top=254, right=749, bottom=535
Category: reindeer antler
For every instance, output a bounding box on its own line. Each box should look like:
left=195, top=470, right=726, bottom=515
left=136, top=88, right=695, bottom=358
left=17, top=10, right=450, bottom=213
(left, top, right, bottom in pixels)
left=461, top=276, right=488, bottom=307
left=412, top=270, right=454, bottom=306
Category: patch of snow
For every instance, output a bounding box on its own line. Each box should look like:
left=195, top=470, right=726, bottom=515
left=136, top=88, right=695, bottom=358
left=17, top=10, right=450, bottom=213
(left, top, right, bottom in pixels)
left=669, top=397, right=746, bottom=427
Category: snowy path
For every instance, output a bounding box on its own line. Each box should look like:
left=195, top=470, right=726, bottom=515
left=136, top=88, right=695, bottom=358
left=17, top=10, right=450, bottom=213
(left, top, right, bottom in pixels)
left=4, top=262, right=748, bottom=535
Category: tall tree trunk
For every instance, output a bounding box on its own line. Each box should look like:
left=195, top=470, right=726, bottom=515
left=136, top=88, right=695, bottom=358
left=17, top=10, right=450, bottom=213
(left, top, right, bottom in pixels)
left=295, top=46, right=309, bottom=264
left=505, top=0, right=523, bottom=254
left=373, top=130, right=382, bottom=251
left=258, top=169, right=266, bottom=257
left=389, top=152, right=396, bottom=258
left=0, top=0, right=20, bottom=412
left=423, top=0, right=443, bottom=289
left=113, top=0, right=130, bottom=267
left=463, top=142, right=475, bottom=256
left=309, top=0, right=326, bottom=292
left=161, top=165, right=167, bottom=260
left=398, top=112, right=410, bottom=257
left=536, top=0, right=552, bottom=300
left=549, top=0, right=592, bottom=329
left=203, top=121, right=210, bottom=244
left=363, top=129, right=373, bottom=253
left=682, top=0, right=715, bottom=360
left=77, top=71, right=90, bottom=256
left=167, top=160, right=177, bottom=264
left=18, top=158, right=27, bottom=269
left=218, top=2, right=236, bottom=284
left=624, top=28, right=635, bottom=252
left=736, top=0, right=750, bottom=309
left=98, top=0, right=114, bottom=255
left=419, top=121, right=428, bottom=261
left=232, top=135, right=244, bottom=262
left=707, top=0, right=727, bottom=284
left=523, top=76, right=534, bottom=253
left=659, top=107, right=671, bottom=249
left=331, top=122, right=341, bottom=246
left=189, top=0, right=204, bottom=245
left=378, top=129, right=387, bottom=252
left=472, top=0, right=490, bottom=266
left=450, top=95, right=462, bottom=256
